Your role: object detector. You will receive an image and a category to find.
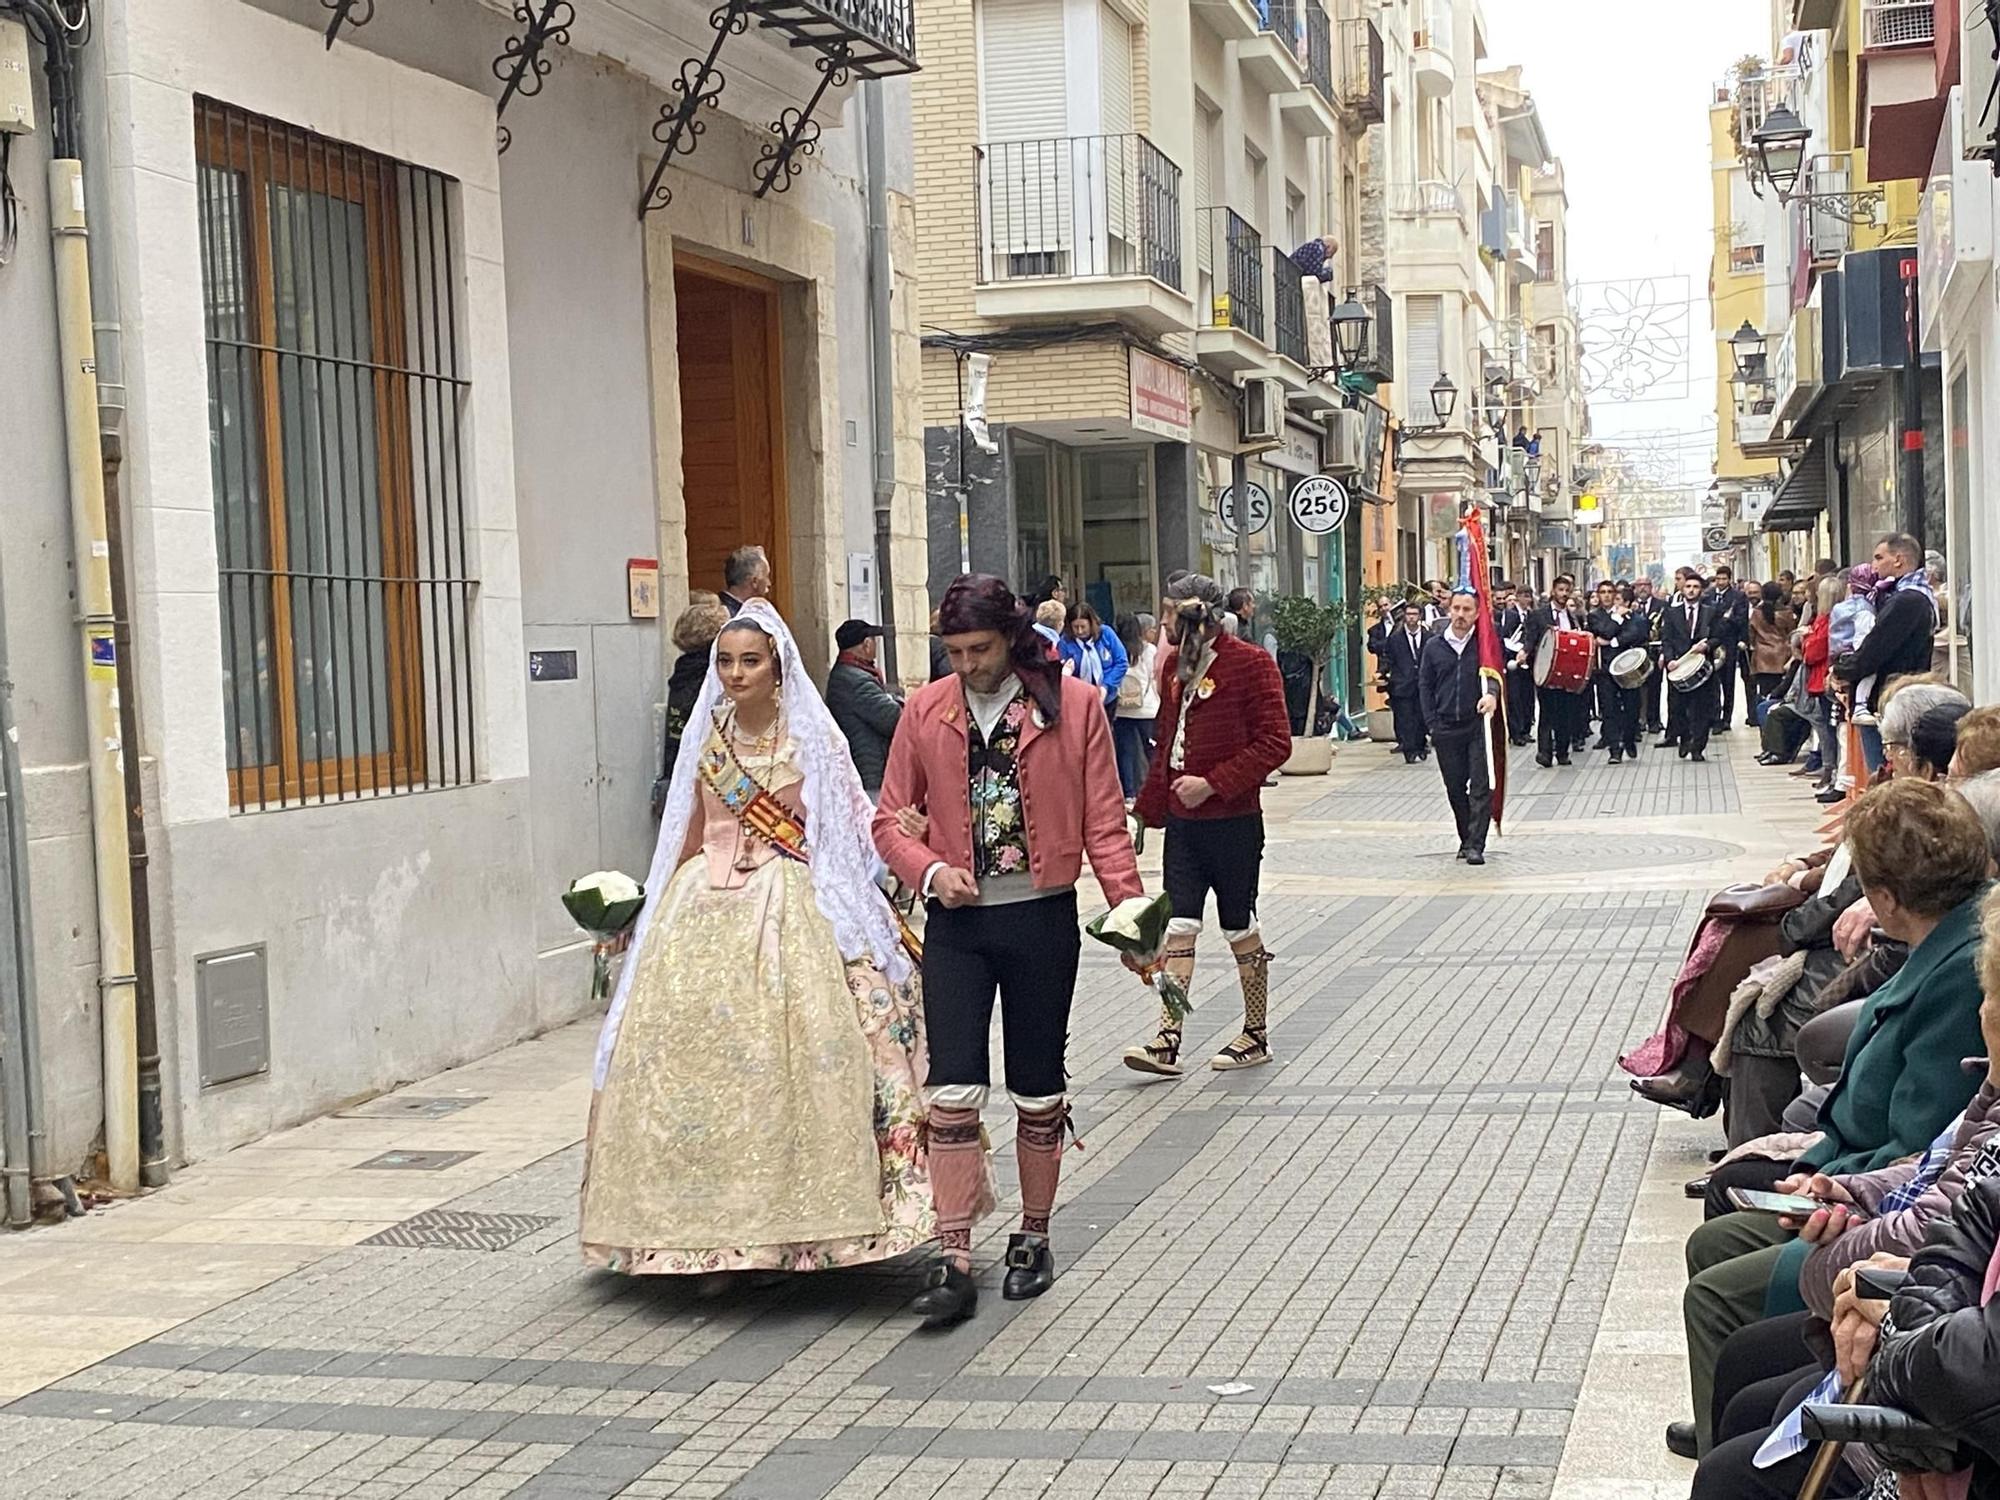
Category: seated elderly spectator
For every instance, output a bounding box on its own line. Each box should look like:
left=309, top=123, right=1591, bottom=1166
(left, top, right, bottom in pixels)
left=1951, top=703, right=2000, bottom=781
left=1670, top=779, right=1992, bottom=1459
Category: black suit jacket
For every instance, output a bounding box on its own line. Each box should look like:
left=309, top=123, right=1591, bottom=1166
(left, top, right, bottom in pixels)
left=1633, top=597, right=1667, bottom=655
left=1589, top=606, right=1651, bottom=670
left=1704, top=586, right=1749, bottom=649
left=1520, top=601, right=1582, bottom=671
left=1660, top=598, right=1718, bottom=664
left=1380, top=627, right=1428, bottom=699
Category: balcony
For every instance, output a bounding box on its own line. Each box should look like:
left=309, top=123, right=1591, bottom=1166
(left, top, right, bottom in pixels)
left=1194, top=208, right=1269, bottom=375
left=1860, top=1, right=1949, bottom=179
left=1861, top=0, right=1935, bottom=49
left=1240, top=0, right=1306, bottom=92
left=1269, top=245, right=1310, bottom=369
left=1413, top=28, right=1454, bottom=98
left=1388, top=179, right=1466, bottom=221
left=973, top=133, right=1192, bottom=336
left=1800, top=154, right=1857, bottom=268
left=1338, top=17, right=1386, bottom=125
left=1503, top=191, right=1533, bottom=281
left=1345, top=282, right=1395, bottom=385
left=1275, top=0, right=1341, bottom=135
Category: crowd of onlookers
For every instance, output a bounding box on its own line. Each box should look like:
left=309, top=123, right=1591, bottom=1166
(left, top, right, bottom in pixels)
left=1618, top=532, right=2000, bottom=1497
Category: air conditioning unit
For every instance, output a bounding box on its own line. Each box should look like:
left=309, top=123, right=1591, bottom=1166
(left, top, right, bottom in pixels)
left=1965, top=7, right=1997, bottom=166
left=1239, top=377, right=1284, bottom=448
left=1323, top=408, right=1365, bottom=475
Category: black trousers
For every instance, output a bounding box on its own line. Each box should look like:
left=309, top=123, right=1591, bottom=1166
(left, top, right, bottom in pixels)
left=1740, top=649, right=1762, bottom=724
left=1163, top=813, right=1265, bottom=931
left=1535, top=687, right=1580, bottom=760
left=1668, top=675, right=1717, bottom=757
left=1504, top=667, right=1535, bottom=741
left=1712, top=1311, right=1816, bottom=1439
left=1389, top=692, right=1426, bottom=758
left=1715, top=643, right=1740, bottom=724
left=1601, top=679, right=1639, bottom=754
left=1693, top=1334, right=1858, bottom=1500
left=923, top=890, right=1080, bottom=1098
left=1432, top=722, right=1492, bottom=854
left=1727, top=1052, right=1803, bottom=1147
left=1642, top=655, right=1664, bottom=729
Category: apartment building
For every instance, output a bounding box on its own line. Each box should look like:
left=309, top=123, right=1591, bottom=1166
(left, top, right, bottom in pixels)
left=1713, top=4, right=1937, bottom=591
left=912, top=0, right=1389, bottom=656
left=0, top=0, right=924, bottom=1189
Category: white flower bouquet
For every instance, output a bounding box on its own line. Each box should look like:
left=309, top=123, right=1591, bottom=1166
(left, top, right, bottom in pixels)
left=1086, top=892, right=1192, bottom=1024
left=562, top=870, right=646, bottom=999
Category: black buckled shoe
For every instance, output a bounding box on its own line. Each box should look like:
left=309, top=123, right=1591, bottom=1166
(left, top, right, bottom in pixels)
left=912, top=1261, right=977, bottom=1328
left=1001, top=1234, right=1055, bottom=1301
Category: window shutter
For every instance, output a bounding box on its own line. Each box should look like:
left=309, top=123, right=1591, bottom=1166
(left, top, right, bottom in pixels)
left=1100, top=5, right=1133, bottom=135
left=1193, top=103, right=1215, bottom=276
left=1406, top=294, right=1443, bottom=406
left=980, top=0, right=1071, bottom=277
left=981, top=0, right=1068, bottom=142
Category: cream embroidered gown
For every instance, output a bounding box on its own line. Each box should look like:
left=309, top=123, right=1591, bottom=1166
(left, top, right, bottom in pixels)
left=581, top=734, right=937, bottom=1273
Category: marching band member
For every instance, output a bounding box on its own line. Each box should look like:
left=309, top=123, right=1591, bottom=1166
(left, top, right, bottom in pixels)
left=1520, top=575, right=1584, bottom=769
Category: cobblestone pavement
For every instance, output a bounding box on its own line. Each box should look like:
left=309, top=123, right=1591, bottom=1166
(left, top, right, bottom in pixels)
left=0, top=731, right=1811, bottom=1500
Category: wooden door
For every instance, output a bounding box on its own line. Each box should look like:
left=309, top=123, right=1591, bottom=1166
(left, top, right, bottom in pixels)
left=674, top=260, right=786, bottom=614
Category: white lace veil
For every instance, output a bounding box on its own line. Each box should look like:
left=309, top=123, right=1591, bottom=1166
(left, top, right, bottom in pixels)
left=592, top=599, right=911, bottom=1087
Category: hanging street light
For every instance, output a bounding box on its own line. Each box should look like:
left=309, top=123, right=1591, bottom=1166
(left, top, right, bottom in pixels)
left=1750, top=102, right=1810, bottom=202
left=1729, top=320, right=1767, bottom=381
left=1329, top=291, right=1371, bottom=371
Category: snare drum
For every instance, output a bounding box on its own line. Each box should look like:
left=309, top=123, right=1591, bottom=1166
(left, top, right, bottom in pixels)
left=1667, top=653, right=1716, bottom=694
left=1533, top=628, right=1595, bottom=693
left=1609, top=647, right=1653, bottom=690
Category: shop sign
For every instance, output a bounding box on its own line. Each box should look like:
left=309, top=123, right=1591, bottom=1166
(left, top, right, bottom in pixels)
left=1217, top=481, right=1273, bottom=536
left=1918, top=93, right=1994, bottom=353
left=1266, top=421, right=1321, bottom=476
left=1574, top=492, right=1603, bottom=527
left=1129, top=348, right=1192, bottom=440
left=1287, top=475, right=1349, bottom=535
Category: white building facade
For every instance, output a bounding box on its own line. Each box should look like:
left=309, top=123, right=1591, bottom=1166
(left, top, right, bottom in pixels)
left=0, top=0, right=925, bottom=1196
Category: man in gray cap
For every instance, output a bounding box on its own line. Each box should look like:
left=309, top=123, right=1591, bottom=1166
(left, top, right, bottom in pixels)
left=1125, top=574, right=1294, bottom=1075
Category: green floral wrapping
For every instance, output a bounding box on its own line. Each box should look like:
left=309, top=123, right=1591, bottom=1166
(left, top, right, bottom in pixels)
left=1086, top=892, right=1194, bottom=1024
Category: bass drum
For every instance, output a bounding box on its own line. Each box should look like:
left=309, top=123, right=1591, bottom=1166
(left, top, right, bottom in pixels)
left=1667, top=653, right=1716, bottom=694
left=1533, top=628, right=1595, bottom=693
left=1610, top=647, right=1653, bottom=690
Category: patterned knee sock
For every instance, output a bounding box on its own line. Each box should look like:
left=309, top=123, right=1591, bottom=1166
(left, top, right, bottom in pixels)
left=1014, top=1102, right=1069, bottom=1237
left=1160, top=942, right=1197, bottom=1036
left=1231, top=941, right=1270, bottom=1041
left=926, top=1105, right=984, bottom=1271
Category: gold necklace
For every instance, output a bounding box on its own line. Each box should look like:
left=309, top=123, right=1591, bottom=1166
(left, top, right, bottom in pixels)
left=726, top=706, right=780, bottom=757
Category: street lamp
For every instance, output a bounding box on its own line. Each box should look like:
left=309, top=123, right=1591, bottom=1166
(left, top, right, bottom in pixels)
left=1750, top=102, right=1810, bottom=201
left=1403, top=372, right=1457, bottom=435
left=1523, top=453, right=1542, bottom=495
left=1329, top=291, right=1371, bottom=371
left=1728, top=320, right=1766, bottom=381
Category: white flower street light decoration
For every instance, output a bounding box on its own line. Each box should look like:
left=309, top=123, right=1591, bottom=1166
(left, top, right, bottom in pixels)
left=1749, top=101, right=1885, bottom=224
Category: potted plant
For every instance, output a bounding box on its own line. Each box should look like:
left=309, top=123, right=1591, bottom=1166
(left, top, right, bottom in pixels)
left=1271, top=593, right=1351, bottom=776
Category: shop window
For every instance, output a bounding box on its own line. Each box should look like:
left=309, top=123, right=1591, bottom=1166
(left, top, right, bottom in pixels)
left=195, top=98, right=477, bottom=810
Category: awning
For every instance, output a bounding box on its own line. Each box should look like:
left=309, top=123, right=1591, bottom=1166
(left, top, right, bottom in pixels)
left=1762, top=438, right=1829, bottom=533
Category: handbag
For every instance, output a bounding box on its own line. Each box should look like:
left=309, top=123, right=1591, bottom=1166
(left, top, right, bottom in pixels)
left=1705, top=882, right=1808, bottom=922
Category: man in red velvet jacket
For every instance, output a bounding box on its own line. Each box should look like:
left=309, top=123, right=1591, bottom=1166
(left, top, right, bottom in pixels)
left=1125, top=573, right=1294, bottom=1075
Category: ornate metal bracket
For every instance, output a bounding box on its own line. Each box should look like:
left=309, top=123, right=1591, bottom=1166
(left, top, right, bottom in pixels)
left=639, top=0, right=750, bottom=216
left=1796, top=186, right=1887, bottom=226
left=493, top=0, right=575, bottom=154
left=320, top=0, right=376, bottom=49
left=752, top=42, right=851, bottom=197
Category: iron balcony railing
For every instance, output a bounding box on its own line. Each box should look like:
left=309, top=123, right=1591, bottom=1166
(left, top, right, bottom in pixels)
left=1348, top=282, right=1394, bottom=383
left=1860, top=0, right=1934, bottom=50
left=1388, top=179, right=1464, bottom=219
left=1197, top=207, right=1266, bottom=341
left=1270, top=245, right=1308, bottom=366
left=1303, top=0, right=1334, bottom=103
left=1340, top=16, right=1385, bottom=123
left=974, top=133, right=1183, bottom=290
left=1801, top=153, right=1855, bottom=266
left=747, top=0, right=919, bottom=77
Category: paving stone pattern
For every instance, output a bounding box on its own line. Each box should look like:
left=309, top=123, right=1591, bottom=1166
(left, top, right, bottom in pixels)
left=0, top=750, right=1708, bottom=1500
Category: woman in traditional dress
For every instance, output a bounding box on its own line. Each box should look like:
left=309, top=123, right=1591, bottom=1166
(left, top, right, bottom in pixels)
left=583, top=600, right=968, bottom=1274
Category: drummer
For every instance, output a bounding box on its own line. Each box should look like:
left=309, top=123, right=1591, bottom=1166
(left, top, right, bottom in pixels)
left=1590, top=582, right=1650, bottom=764
left=1660, top=571, right=1720, bottom=762
left=1521, top=574, right=1586, bottom=769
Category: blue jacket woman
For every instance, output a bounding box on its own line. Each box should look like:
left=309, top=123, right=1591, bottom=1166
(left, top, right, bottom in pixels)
left=1059, top=604, right=1128, bottom=708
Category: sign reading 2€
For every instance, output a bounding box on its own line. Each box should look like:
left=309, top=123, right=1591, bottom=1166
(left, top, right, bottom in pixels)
left=1286, top=475, right=1350, bottom=535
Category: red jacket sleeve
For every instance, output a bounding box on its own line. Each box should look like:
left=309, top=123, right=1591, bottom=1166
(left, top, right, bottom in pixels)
left=1204, top=647, right=1294, bottom=803
left=871, top=711, right=937, bottom=890
left=1078, top=696, right=1145, bottom=905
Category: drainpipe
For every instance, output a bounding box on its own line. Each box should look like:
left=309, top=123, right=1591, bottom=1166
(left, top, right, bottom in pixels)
left=50, top=153, right=140, bottom=1194
left=861, top=80, right=900, bottom=681
left=76, top=23, right=165, bottom=1190
left=0, top=567, right=36, bottom=1229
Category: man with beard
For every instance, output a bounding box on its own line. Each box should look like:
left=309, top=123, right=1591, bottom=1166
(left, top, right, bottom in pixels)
left=1124, top=574, right=1293, bottom=1077
left=1630, top=577, right=1667, bottom=733
left=1379, top=600, right=1431, bottom=763
left=1420, top=590, right=1500, bottom=864
left=1660, top=571, right=1719, bottom=761
left=1588, top=583, right=1649, bottom=764
left=1704, top=565, right=1750, bottom=731
left=874, top=576, right=1145, bottom=1327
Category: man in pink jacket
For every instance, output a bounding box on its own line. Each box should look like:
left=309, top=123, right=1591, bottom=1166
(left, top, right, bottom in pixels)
left=874, top=574, right=1145, bottom=1329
